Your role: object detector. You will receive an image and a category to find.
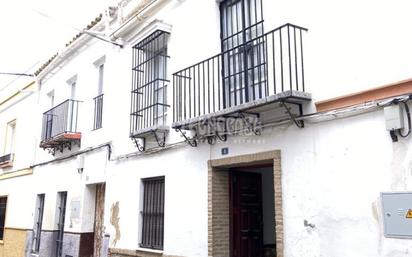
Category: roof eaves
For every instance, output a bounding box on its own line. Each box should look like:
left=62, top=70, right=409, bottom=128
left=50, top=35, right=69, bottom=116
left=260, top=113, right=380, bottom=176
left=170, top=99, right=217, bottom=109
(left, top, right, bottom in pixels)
left=34, top=14, right=103, bottom=78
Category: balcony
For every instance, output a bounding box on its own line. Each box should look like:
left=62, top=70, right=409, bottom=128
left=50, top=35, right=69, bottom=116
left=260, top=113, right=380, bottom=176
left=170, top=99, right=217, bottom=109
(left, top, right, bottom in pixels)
left=172, top=24, right=311, bottom=141
left=40, top=99, right=81, bottom=153
left=0, top=154, right=13, bottom=168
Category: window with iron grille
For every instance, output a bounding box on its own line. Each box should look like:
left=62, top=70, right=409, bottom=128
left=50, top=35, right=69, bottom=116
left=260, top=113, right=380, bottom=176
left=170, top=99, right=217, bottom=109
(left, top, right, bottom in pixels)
left=130, top=30, right=170, bottom=135
left=32, top=194, right=45, bottom=253
left=220, top=0, right=266, bottom=107
left=0, top=197, right=7, bottom=240
left=55, top=192, right=67, bottom=257
left=140, top=177, right=165, bottom=250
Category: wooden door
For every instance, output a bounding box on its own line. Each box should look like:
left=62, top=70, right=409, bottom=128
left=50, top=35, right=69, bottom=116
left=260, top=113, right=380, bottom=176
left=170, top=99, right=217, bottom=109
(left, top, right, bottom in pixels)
left=230, top=171, right=263, bottom=257
left=93, top=184, right=106, bottom=257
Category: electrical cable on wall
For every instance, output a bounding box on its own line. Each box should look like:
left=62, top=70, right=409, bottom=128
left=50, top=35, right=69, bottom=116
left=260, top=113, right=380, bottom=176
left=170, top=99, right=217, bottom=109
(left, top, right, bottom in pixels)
left=381, top=95, right=412, bottom=142
left=0, top=72, right=34, bottom=77
left=399, top=101, right=411, bottom=138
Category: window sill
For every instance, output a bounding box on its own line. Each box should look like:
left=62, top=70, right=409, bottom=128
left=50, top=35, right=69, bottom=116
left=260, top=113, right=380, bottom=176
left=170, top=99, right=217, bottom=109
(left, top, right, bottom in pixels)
left=0, top=240, right=3, bottom=245
left=130, top=124, right=169, bottom=138
left=136, top=247, right=163, bottom=254
left=110, top=247, right=163, bottom=257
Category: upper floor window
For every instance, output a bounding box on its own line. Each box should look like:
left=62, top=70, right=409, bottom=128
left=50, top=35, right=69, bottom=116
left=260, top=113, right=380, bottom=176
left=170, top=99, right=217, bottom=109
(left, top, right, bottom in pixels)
left=130, top=30, right=170, bottom=134
left=4, top=120, right=16, bottom=155
left=98, top=63, right=104, bottom=96
left=47, top=90, right=55, bottom=108
left=220, top=0, right=265, bottom=106
left=0, top=120, right=16, bottom=168
left=93, top=61, right=105, bottom=130
left=220, top=0, right=264, bottom=51
left=66, top=75, right=78, bottom=101
left=0, top=197, right=7, bottom=240
left=70, top=81, right=77, bottom=100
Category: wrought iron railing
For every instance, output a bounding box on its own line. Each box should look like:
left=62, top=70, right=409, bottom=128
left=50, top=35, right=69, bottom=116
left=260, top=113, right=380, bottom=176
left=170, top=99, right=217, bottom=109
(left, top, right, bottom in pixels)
left=173, top=23, right=307, bottom=123
left=93, top=94, right=104, bottom=130
left=41, top=99, right=80, bottom=142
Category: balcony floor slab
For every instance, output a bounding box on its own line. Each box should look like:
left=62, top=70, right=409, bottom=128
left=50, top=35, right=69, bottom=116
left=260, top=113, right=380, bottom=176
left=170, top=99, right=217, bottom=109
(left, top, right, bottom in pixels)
left=130, top=125, right=170, bottom=139
left=172, top=90, right=311, bottom=130
left=40, top=132, right=81, bottom=149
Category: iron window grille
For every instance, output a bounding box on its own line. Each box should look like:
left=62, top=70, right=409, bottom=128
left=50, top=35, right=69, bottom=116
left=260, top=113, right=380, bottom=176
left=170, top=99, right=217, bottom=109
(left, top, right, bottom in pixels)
left=0, top=197, right=7, bottom=240
left=220, top=0, right=265, bottom=107
left=93, top=94, right=104, bottom=130
left=140, top=177, right=165, bottom=250
left=55, top=192, right=67, bottom=257
left=33, top=194, right=45, bottom=253
left=220, top=0, right=264, bottom=51
left=130, top=30, right=170, bottom=135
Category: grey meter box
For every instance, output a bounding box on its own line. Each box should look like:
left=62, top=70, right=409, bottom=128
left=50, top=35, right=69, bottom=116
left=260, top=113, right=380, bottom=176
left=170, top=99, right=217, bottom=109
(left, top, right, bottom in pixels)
left=381, top=192, right=412, bottom=238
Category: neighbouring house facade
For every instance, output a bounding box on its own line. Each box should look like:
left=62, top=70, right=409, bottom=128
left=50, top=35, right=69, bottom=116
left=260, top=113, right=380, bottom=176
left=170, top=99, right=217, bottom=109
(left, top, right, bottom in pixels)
left=0, top=78, right=39, bottom=257
left=1, top=0, right=412, bottom=257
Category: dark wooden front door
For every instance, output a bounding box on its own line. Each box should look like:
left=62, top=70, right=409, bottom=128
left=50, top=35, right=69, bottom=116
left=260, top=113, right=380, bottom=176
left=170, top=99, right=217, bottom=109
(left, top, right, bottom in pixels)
left=230, top=171, right=264, bottom=257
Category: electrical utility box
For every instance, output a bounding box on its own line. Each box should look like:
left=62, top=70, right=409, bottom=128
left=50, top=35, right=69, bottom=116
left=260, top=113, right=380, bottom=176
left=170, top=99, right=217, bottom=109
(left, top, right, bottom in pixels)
left=381, top=192, right=412, bottom=238
left=384, top=105, right=404, bottom=131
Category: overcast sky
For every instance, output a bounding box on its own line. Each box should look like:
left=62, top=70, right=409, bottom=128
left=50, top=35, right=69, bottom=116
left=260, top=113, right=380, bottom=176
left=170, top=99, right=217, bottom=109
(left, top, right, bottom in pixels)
left=0, top=0, right=117, bottom=90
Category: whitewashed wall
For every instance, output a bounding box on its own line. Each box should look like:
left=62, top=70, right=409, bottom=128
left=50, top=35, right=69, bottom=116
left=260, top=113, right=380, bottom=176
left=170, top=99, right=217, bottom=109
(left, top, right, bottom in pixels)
left=208, top=110, right=412, bottom=257
left=2, top=0, right=411, bottom=256
left=0, top=87, right=38, bottom=173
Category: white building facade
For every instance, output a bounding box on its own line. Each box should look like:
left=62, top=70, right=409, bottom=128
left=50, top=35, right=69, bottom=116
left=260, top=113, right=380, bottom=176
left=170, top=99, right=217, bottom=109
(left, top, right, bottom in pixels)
left=1, top=0, right=412, bottom=257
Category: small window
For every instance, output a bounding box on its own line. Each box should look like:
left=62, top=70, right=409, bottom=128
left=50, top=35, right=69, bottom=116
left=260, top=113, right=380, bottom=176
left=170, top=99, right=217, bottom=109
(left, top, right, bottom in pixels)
left=32, top=194, right=45, bottom=253
left=67, top=75, right=77, bottom=100
left=47, top=90, right=55, bottom=108
left=4, top=120, right=16, bottom=155
left=70, top=81, right=77, bottom=100
left=130, top=30, right=170, bottom=134
left=0, top=197, right=7, bottom=240
left=98, top=63, right=104, bottom=96
left=140, top=176, right=165, bottom=250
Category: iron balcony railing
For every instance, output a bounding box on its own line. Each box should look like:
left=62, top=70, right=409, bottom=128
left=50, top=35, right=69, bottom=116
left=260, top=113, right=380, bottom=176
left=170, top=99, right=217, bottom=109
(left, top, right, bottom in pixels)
left=173, top=23, right=307, bottom=123
left=93, top=94, right=104, bottom=130
left=41, top=99, right=80, bottom=142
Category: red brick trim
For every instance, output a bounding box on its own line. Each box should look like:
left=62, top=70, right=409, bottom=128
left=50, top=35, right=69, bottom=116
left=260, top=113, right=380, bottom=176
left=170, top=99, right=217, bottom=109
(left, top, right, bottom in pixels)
left=62, top=133, right=82, bottom=140
left=316, top=78, right=412, bottom=112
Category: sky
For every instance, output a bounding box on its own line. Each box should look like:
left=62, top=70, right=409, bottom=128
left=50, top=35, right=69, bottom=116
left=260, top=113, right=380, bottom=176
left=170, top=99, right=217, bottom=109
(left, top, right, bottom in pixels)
left=0, top=0, right=118, bottom=91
